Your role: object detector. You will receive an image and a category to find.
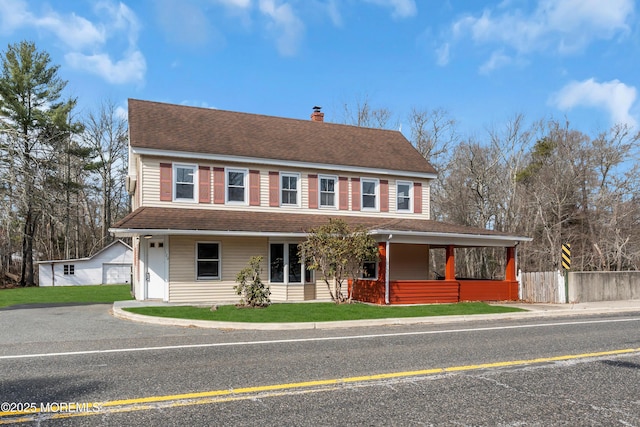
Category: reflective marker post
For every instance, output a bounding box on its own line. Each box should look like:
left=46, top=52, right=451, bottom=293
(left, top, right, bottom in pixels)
left=562, top=243, right=571, bottom=303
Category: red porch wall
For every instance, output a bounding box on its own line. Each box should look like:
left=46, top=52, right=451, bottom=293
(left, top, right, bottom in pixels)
left=459, top=280, right=519, bottom=301
left=390, top=280, right=459, bottom=304
left=351, top=279, right=385, bottom=305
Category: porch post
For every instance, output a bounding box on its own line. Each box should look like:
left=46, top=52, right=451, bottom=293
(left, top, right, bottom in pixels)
left=505, top=247, right=516, bottom=281
left=445, top=245, right=455, bottom=280
left=385, top=239, right=390, bottom=305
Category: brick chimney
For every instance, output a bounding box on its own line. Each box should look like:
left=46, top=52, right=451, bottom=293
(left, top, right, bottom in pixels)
left=310, top=106, right=324, bottom=122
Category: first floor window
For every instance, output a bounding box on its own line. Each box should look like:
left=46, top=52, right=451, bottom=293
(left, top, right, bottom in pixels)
left=396, top=181, right=412, bottom=211
left=197, top=242, right=220, bottom=280
left=361, top=260, right=377, bottom=279
left=362, top=179, right=378, bottom=210
left=270, top=243, right=313, bottom=284
left=174, top=164, right=196, bottom=201
left=319, top=175, right=336, bottom=208
left=63, top=264, right=75, bottom=275
left=227, top=169, right=247, bottom=203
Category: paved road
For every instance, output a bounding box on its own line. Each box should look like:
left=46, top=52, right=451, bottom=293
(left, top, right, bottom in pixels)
left=1, top=304, right=639, bottom=425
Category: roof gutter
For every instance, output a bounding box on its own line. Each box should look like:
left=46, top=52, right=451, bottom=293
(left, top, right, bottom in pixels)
left=131, top=147, right=437, bottom=180
left=369, top=229, right=532, bottom=245
left=109, top=228, right=309, bottom=238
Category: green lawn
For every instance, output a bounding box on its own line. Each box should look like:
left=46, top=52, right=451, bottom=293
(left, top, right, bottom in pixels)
left=124, top=302, right=525, bottom=323
left=0, top=285, right=133, bottom=308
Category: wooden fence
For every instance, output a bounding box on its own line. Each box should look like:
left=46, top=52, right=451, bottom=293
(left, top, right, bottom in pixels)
left=519, top=270, right=565, bottom=303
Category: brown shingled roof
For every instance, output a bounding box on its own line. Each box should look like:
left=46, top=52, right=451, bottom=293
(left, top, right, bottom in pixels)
left=128, top=99, right=437, bottom=175
left=112, top=207, right=519, bottom=240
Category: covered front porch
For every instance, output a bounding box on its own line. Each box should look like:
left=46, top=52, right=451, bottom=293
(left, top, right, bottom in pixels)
left=351, top=238, right=521, bottom=305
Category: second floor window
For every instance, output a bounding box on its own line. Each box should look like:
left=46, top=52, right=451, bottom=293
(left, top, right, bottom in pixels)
left=227, top=169, right=247, bottom=203
left=174, top=164, right=196, bottom=201
left=397, top=181, right=412, bottom=212
left=361, top=178, right=378, bottom=210
left=319, top=175, right=336, bottom=208
left=281, top=173, right=299, bottom=206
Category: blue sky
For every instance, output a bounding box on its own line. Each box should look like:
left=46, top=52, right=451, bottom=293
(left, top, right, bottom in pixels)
left=0, top=0, right=638, bottom=139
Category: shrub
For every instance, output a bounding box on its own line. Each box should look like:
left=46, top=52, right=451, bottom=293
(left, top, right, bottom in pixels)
left=234, top=256, right=271, bottom=307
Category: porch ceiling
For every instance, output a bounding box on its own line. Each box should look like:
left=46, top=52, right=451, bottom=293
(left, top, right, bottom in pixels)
left=110, top=207, right=531, bottom=247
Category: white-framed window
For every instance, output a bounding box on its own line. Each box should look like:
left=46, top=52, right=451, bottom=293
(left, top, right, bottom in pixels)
left=361, top=178, right=379, bottom=211
left=319, top=175, right=337, bottom=208
left=196, top=242, right=220, bottom=280
left=269, top=242, right=313, bottom=284
left=280, top=172, right=300, bottom=207
left=396, top=181, right=413, bottom=212
left=361, top=259, right=377, bottom=280
left=173, top=164, right=197, bottom=202
left=226, top=168, right=248, bottom=204
left=63, top=264, right=75, bottom=275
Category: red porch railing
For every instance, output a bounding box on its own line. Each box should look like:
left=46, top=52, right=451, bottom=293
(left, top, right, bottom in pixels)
left=351, top=279, right=519, bottom=305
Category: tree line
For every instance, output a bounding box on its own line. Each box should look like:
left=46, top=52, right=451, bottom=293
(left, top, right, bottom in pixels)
left=338, top=96, right=640, bottom=276
left=2, top=40, right=638, bottom=287
left=0, top=41, right=129, bottom=286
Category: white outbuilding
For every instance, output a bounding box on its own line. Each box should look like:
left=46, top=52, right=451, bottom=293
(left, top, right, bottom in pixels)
left=38, top=240, right=133, bottom=287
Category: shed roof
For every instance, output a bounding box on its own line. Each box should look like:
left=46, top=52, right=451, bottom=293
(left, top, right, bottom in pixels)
left=36, top=239, right=133, bottom=264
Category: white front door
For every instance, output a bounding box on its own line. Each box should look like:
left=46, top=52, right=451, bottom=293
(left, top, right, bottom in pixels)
left=146, top=239, right=166, bottom=299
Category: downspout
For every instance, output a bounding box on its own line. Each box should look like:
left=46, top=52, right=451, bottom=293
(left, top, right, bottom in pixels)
left=385, top=235, right=392, bottom=305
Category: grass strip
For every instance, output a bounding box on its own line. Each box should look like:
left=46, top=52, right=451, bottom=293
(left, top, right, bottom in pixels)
left=124, top=302, right=524, bottom=323
left=0, top=285, right=133, bottom=308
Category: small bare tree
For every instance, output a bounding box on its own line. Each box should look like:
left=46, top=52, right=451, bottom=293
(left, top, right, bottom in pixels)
left=299, top=219, right=379, bottom=304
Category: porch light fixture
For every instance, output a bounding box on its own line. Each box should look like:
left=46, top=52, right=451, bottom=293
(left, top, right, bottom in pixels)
left=143, top=235, right=153, bottom=239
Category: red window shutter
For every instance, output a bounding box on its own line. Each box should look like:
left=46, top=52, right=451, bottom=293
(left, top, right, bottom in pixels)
left=269, top=171, right=279, bottom=207
left=380, top=180, right=389, bottom=212
left=308, top=174, right=318, bottom=209
left=213, top=167, right=225, bottom=204
left=339, top=177, right=349, bottom=210
left=159, top=163, right=172, bottom=201
left=351, top=178, right=360, bottom=211
left=199, top=166, right=211, bottom=203
left=414, top=182, right=422, bottom=213
left=249, top=170, right=260, bottom=206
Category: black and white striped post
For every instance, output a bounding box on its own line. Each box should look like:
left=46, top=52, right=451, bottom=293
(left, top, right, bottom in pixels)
left=562, top=243, right=570, bottom=302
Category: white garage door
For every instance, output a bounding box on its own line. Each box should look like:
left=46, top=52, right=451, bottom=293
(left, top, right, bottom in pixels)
left=103, top=264, right=131, bottom=284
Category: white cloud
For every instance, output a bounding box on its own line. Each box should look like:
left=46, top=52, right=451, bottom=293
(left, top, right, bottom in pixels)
left=66, top=50, right=146, bottom=85
left=0, top=0, right=145, bottom=85
left=551, top=78, right=638, bottom=128
left=363, top=0, right=417, bottom=19
left=435, top=42, right=450, bottom=66
left=0, top=0, right=30, bottom=33
left=155, top=0, right=212, bottom=46
left=479, top=50, right=512, bottom=75
left=216, top=0, right=252, bottom=9
left=35, top=11, right=106, bottom=50
left=325, top=0, right=342, bottom=27
left=258, top=0, right=304, bottom=56
left=440, top=0, right=634, bottom=70
left=115, top=105, right=128, bottom=120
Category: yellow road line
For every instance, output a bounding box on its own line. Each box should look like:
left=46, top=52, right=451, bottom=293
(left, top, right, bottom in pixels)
left=1, top=346, right=639, bottom=423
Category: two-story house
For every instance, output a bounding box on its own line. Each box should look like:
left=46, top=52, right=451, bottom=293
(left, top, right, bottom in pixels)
left=111, top=99, right=530, bottom=305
